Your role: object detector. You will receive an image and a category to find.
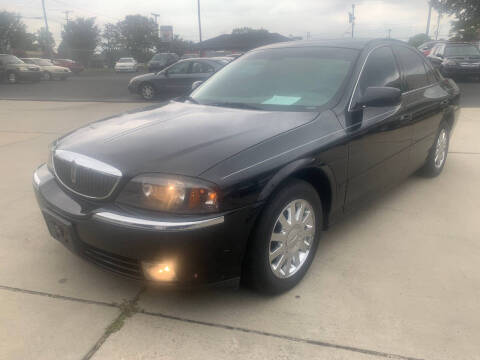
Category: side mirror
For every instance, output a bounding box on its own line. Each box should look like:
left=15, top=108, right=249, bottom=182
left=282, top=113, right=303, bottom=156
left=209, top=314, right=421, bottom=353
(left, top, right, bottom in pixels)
left=191, top=81, right=203, bottom=90
left=357, top=86, right=401, bottom=108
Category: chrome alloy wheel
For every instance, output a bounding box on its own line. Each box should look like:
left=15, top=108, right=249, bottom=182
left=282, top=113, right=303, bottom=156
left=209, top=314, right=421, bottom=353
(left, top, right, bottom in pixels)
left=269, top=199, right=315, bottom=279
left=434, top=129, right=448, bottom=168
left=141, top=84, right=154, bottom=100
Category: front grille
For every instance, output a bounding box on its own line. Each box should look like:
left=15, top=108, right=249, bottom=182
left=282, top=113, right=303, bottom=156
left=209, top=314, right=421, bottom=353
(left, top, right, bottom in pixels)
left=81, top=242, right=143, bottom=279
left=53, top=150, right=121, bottom=199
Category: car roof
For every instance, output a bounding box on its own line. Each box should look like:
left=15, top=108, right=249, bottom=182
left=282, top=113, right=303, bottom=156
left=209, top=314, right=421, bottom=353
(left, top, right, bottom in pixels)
left=255, top=38, right=409, bottom=51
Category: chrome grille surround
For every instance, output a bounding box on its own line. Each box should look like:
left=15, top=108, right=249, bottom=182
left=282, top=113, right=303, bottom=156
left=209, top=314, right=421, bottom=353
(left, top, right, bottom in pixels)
left=53, top=150, right=122, bottom=199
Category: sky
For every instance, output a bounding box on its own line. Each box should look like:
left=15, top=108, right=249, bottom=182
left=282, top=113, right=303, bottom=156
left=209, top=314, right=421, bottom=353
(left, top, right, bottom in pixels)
left=3, top=0, right=452, bottom=46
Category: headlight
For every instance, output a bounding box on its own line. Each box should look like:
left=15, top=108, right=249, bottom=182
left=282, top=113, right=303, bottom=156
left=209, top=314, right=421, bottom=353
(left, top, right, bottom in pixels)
left=117, top=174, right=219, bottom=214
left=19, top=67, right=29, bottom=71
left=444, top=59, right=457, bottom=66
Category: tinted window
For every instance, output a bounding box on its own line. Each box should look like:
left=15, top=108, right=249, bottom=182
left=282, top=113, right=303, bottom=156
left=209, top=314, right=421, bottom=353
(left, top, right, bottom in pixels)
left=445, top=44, right=480, bottom=57
left=191, top=47, right=358, bottom=111
left=356, top=46, right=401, bottom=99
left=395, top=46, right=429, bottom=90
left=191, top=61, right=214, bottom=74
left=167, top=61, right=190, bottom=74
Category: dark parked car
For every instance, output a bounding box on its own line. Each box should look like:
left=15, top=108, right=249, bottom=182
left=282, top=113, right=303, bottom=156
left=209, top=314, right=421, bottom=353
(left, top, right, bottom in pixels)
left=0, top=54, right=42, bottom=83
left=52, top=59, right=85, bottom=73
left=33, top=39, right=460, bottom=293
left=428, top=42, right=480, bottom=78
left=147, top=53, right=179, bottom=72
left=128, top=58, right=227, bottom=100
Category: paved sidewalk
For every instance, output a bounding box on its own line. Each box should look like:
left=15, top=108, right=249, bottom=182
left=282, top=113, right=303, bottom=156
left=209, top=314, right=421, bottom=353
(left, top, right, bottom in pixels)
left=0, top=100, right=479, bottom=360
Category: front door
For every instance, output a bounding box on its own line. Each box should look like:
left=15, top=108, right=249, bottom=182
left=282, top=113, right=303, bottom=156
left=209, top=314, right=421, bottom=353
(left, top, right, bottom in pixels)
left=163, top=61, right=193, bottom=96
left=393, top=45, right=447, bottom=173
left=345, top=45, right=413, bottom=209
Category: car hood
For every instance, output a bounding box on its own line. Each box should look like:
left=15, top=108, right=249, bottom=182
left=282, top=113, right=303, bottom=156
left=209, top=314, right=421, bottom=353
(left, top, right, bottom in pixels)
left=446, top=55, right=480, bottom=62
left=130, top=73, right=161, bottom=82
left=15, top=63, right=40, bottom=70
left=55, top=102, right=319, bottom=178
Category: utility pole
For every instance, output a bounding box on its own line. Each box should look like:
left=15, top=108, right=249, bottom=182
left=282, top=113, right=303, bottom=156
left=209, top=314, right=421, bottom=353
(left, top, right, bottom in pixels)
left=349, top=4, right=355, bottom=38
left=307, top=32, right=311, bottom=40
left=426, top=1, right=432, bottom=37
left=151, top=13, right=160, bottom=37
left=435, top=11, right=442, bottom=40
left=41, top=0, right=50, bottom=57
left=387, top=28, right=392, bottom=39
left=197, top=0, right=202, bottom=44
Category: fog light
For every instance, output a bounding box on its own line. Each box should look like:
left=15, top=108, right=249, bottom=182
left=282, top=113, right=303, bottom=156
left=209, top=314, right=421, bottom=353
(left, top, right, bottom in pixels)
left=142, top=261, right=176, bottom=282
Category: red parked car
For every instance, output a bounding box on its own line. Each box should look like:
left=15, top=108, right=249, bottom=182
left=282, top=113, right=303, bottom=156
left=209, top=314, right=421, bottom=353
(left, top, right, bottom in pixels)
left=52, top=59, right=84, bottom=73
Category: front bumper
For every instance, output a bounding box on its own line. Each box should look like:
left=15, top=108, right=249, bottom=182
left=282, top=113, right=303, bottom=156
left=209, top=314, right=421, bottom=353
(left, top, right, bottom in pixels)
left=33, top=164, right=259, bottom=287
left=115, top=67, right=136, bottom=72
left=443, top=65, right=480, bottom=77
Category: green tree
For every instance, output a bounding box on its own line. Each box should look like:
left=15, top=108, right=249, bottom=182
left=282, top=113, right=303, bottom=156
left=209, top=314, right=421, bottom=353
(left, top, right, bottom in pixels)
left=408, top=33, right=432, bottom=48
left=0, top=11, right=36, bottom=53
left=118, top=15, right=158, bottom=62
left=36, top=27, right=55, bottom=57
left=156, top=35, right=193, bottom=56
left=432, top=0, right=480, bottom=40
left=61, top=17, right=100, bottom=66
left=101, top=23, right=125, bottom=67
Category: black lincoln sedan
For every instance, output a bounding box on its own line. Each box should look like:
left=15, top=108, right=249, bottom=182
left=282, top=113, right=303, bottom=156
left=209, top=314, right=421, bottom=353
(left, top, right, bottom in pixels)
left=33, top=39, right=460, bottom=293
left=428, top=42, right=480, bottom=79
left=129, top=58, right=228, bottom=100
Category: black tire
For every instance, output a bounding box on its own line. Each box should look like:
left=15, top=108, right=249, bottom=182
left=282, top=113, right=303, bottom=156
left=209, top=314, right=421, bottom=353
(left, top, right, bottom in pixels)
left=243, top=179, right=322, bottom=294
left=419, top=122, right=450, bottom=177
left=6, top=71, right=17, bottom=84
left=140, top=83, right=156, bottom=100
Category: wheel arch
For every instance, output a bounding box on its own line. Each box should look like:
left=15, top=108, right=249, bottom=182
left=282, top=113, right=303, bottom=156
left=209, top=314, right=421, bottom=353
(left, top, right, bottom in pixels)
left=257, top=158, right=336, bottom=229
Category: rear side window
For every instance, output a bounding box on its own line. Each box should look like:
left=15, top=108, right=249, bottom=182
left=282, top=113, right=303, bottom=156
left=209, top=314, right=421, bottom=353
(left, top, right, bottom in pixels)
left=395, top=46, right=430, bottom=91
left=356, top=46, right=401, bottom=99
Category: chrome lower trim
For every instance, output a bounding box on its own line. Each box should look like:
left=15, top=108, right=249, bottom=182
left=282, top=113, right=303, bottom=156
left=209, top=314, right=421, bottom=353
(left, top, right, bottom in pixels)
left=33, top=169, right=41, bottom=188
left=93, top=211, right=225, bottom=231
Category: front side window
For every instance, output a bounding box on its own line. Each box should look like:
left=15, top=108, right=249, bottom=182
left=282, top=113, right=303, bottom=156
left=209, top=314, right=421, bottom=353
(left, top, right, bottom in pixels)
left=35, top=59, right=53, bottom=66
left=395, top=46, right=430, bottom=91
left=167, top=61, right=190, bottom=74
left=191, top=61, right=214, bottom=74
left=2, top=55, right=23, bottom=64
left=191, top=47, right=358, bottom=111
left=356, top=46, right=401, bottom=100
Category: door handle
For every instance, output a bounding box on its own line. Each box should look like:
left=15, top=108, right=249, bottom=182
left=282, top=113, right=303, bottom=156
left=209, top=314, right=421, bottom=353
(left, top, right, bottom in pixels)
left=400, top=114, right=412, bottom=121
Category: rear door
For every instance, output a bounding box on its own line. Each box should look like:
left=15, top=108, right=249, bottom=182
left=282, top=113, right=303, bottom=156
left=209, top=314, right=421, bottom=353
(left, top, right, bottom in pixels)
left=393, top=45, right=448, bottom=173
left=345, top=46, right=413, bottom=209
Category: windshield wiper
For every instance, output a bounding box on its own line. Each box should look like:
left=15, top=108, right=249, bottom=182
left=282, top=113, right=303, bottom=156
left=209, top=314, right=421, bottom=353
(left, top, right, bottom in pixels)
left=207, top=102, right=263, bottom=110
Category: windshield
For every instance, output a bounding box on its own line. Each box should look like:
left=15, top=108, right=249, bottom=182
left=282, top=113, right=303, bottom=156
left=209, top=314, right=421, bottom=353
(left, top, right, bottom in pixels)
left=35, top=59, right=53, bottom=66
left=118, top=58, right=133, bottom=63
left=445, top=45, right=480, bottom=57
left=2, top=55, right=24, bottom=64
left=151, top=54, right=169, bottom=64
left=190, top=47, right=358, bottom=111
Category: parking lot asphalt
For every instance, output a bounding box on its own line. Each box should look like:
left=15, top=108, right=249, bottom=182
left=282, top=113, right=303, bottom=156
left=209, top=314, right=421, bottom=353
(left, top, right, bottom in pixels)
left=0, top=70, right=148, bottom=102
left=0, top=85, right=479, bottom=359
